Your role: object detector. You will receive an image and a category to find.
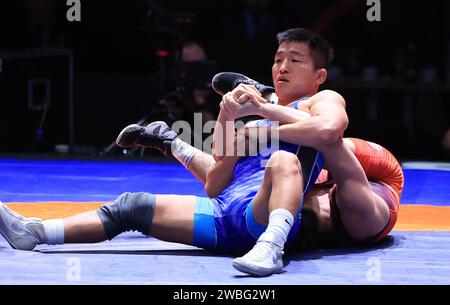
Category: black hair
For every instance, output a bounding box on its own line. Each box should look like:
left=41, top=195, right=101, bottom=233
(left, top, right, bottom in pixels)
left=276, top=28, right=334, bottom=69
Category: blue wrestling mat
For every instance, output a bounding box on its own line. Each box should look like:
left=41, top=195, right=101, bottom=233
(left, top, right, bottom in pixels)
left=1, top=157, right=449, bottom=284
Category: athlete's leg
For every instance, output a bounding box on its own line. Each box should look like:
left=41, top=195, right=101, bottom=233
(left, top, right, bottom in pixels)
left=64, top=194, right=197, bottom=244
left=116, top=121, right=214, bottom=184
left=149, top=195, right=196, bottom=245
left=233, top=151, right=303, bottom=276
left=251, top=150, right=303, bottom=224
left=180, top=150, right=215, bottom=185
left=0, top=194, right=197, bottom=250
left=318, top=138, right=390, bottom=240
left=64, top=211, right=108, bottom=243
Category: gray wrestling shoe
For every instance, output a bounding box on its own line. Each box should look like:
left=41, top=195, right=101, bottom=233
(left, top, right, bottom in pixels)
left=0, top=201, right=45, bottom=251
left=115, top=121, right=178, bottom=156
left=232, top=234, right=284, bottom=277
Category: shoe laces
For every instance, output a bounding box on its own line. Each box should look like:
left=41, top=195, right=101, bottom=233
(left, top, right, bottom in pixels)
left=147, top=124, right=177, bottom=141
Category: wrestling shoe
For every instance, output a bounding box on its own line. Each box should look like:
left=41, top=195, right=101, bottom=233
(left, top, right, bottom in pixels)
left=232, top=235, right=284, bottom=277
left=212, top=72, right=275, bottom=96
left=116, top=121, right=178, bottom=156
left=0, top=201, right=44, bottom=251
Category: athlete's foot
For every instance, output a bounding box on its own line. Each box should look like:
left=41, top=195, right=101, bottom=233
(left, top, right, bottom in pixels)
left=232, top=240, right=284, bottom=277
left=0, top=201, right=45, bottom=251
left=116, top=121, right=178, bottom=156
left=212, top=72, right=275, bottom=96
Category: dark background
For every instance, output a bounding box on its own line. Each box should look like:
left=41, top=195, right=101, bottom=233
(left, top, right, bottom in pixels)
left=0, top=0, right=449, bottom=160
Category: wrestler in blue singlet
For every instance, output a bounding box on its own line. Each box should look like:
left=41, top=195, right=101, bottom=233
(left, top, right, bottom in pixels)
left=193, top=99, right=324, bottom=254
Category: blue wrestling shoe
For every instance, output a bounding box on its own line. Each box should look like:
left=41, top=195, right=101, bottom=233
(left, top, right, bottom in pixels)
left=232, top=233, right=284, bottom=277
left=0, top=201, right=44, bottom=251
left=116, top=121, right=178, bottom=156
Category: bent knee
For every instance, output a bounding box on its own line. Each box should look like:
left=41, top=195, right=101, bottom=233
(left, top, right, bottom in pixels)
left=267, top=151, right=300, bottom=170
left=97, top=192, right=156, bottom=239
left=266, top=151, right=301, bottom=177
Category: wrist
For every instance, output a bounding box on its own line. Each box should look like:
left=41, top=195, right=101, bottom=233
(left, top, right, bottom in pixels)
left=258, top=102, right=270, bottom=117
left=220, top=109, right=235, bottom=121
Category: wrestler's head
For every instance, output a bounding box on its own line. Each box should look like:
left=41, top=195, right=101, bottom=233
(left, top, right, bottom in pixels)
left=272, top=28, right=334, bottom=105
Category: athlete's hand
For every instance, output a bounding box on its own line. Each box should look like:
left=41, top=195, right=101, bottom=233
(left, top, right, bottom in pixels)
left=232, top=84, right=267, bottom=106
left=220, top=91, right=261, bottom=119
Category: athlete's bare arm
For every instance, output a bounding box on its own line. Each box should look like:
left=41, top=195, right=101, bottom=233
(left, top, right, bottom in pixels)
left=276, top=90, right=348, bottom=149
left=231, top=84, right=310, bottom=124
left=204, top=92, right=242, bottom=197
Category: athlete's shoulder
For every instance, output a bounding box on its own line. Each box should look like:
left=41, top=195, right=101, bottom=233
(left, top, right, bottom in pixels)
left=311, top=90, right=346, bottom=108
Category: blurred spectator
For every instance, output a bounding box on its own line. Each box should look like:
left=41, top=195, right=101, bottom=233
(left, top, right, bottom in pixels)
left=177, top=41, right=217, bottom=123
left=146, top=40, right=218, bottom=143
left=196, top=0, right=292, bottom=84
left=136, top=39, right=218, bottom=154
left=180, top=41, right=207, bottom=62
left=163, top=91, right=190, bottom=125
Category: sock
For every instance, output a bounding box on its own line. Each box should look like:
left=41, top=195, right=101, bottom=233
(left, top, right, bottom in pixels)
left=42, top=219, right=65, bottom=245
left=171, top=138, right=201, bottom=168
left=259, top=208, right=294, bottom=248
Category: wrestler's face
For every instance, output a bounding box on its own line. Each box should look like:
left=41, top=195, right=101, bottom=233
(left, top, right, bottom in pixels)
left=272, top=41, right=327, bottom=105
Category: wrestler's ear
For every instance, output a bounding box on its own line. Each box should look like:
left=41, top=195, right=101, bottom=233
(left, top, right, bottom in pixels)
left=317, top=68, right=327, bottom=85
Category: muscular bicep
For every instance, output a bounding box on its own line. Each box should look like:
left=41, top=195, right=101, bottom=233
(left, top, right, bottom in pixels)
left=310, top=90, right=348, bottom=135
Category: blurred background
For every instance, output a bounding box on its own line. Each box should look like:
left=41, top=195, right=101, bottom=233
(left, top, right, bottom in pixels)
left=0, top=0, right=449, bottom=160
